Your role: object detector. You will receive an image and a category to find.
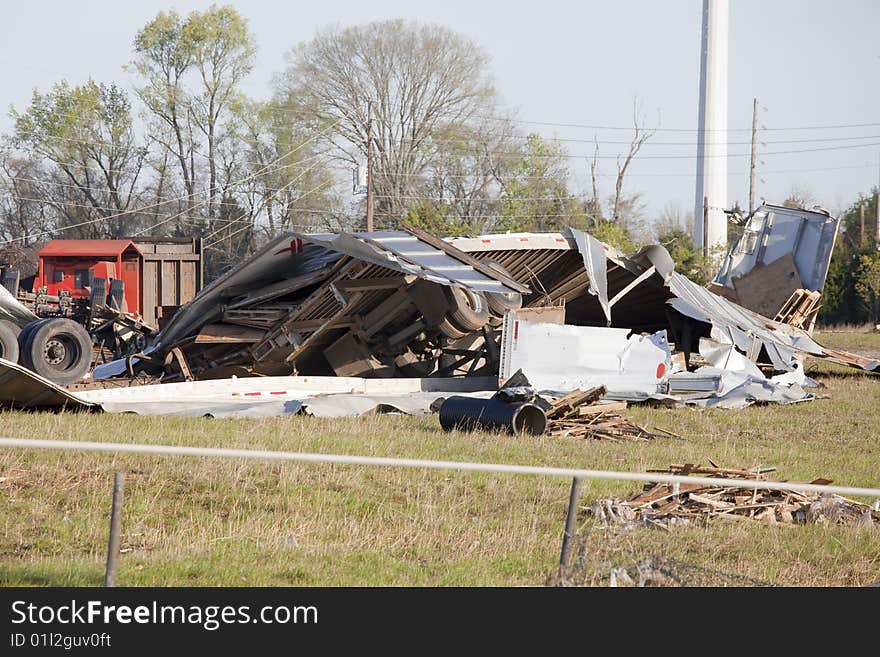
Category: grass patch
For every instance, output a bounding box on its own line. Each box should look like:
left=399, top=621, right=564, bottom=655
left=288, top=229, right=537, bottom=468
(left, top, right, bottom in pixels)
left=0, top=333, right=877, bottom=586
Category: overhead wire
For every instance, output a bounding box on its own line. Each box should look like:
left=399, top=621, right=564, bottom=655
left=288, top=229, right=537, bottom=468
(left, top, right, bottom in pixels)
left=200, top=157, right=333, bottom=243
left=0, top=119, right=342, bottom=245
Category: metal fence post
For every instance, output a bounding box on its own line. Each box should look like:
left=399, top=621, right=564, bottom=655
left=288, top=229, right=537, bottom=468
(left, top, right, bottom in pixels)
left=103, top=472, right=125, bottom=587
left=557, top=477, right=583, bottom=583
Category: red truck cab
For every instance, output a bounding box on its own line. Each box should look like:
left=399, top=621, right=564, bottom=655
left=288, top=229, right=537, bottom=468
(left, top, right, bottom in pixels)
left=36, top=240, right=143, bottom=315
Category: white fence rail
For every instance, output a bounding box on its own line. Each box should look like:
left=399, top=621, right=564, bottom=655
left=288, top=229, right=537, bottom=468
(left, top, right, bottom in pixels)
left=2, top=437, right=879, bottom=500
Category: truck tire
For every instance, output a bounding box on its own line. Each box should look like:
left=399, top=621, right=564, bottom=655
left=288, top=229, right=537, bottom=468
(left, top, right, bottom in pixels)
left=443, top=286, right=490, bottom=332
left=482, top=259, right=523, bottom=317
left=21, top=318, right=93, bottom=384
left=0, top=320, right=19, bottom=363
left=438, top=315, right=469, bottom=340
left=17, top=319, right=52, bottom=368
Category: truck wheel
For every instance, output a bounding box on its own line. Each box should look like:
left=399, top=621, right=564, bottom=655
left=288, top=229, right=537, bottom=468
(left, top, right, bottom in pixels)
left=438, top=316, right=469, bottom=340
left=482, top=259, right=523, bottom=317
left=443, top=286, right=490, bottom=332
left=0, top=320, right=19, bottom=363
left=22, top=318, right=93, bottom=384
left=17, top=319, right=52, bottom=369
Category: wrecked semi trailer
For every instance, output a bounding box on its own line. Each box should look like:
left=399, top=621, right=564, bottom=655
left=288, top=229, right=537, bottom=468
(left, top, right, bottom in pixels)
left=449, top=225, right=877, bottom=376
left=126, top=226, right=529, bottom=382
left=106, top=212, right=873, bottom=389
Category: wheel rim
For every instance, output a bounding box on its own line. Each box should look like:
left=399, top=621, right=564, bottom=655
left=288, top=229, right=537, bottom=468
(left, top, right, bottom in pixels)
left=43, top=335, right=78, bottom=371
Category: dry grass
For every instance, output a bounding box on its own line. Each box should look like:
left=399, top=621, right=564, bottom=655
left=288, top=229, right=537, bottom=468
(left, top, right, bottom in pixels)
left=0, top=332, right=878, bottom=587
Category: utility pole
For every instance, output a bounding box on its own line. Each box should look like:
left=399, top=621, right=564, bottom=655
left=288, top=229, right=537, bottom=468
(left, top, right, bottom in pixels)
left=748, top=97, right=758, bottom=214
left=876, top=151, right=879, bottom=249
left=366, top=100, right=374, bottom=233
left=860, top=201, right=866, bottom=248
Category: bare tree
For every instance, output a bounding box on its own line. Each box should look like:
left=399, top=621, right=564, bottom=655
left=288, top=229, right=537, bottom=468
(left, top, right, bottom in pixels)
left=276, top=20, right=499, bottom=227
left=0, top=152, right=54, bottom=245
left=131, top=11, right=198, bottom=221
left=612, top=99, right=655, bottom=222
left=585, top=139, right=603, bottom=227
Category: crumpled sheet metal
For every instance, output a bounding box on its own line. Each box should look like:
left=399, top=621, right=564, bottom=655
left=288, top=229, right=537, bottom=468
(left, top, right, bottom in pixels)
left=76, top=374, right=498, bottom=418
left=569, top=229, right=612, bottom=324
left=0, top=357, right=95, bottom=410
left=670, top=366, right=815, bottom=410
left=154, top=228, right=528, bottom=353
left=0, top=284, right=38, bottom=327
left=92, top=390, right=496, bottom=419
left=663, top=331, right=819, bottom=408
left=303, top=231, right=528, bottom=294
left=569, top=227, right=876, bottom=373
left=500, top=318, right=672, bottom=400
left=713, top=204, right=840, bottom=293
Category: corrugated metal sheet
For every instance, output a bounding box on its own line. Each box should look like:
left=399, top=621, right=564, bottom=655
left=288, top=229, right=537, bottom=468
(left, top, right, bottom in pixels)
left=304, top=231, right=529, bottom=294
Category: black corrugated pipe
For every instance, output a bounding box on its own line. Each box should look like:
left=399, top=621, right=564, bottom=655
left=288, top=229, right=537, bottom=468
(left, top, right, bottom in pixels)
left=438, top=396, right=547, bottom=435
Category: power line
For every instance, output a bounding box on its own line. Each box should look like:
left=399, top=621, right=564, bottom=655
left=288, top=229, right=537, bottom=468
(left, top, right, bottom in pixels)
left=0, top=152, right=332, bottom=198
left=253, top=102, right=880, bottom=133
left=416, top=140, right=880, bottom=160
left=0, top=120, right=342, bottom=245
left=201, top=158, right=333, bottom=242
left=12, top=125, right=880, bottom=151
left=469, top=114, right=880, bottom=133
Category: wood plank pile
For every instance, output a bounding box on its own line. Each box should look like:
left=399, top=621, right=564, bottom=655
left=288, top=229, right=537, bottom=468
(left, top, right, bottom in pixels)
left=546, top=386, right=673, bottom=442
left=588, top=463, right=879, bottom=529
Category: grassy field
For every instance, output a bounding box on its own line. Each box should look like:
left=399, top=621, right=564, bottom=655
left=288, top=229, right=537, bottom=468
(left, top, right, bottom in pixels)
left=1, top=330, right=878, bottom=587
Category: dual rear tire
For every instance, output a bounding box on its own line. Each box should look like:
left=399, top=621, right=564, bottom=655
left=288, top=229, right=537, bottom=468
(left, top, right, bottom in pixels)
left=15, top=318, right=93, bottom=384
left=0, top=320, right=20, bottom=363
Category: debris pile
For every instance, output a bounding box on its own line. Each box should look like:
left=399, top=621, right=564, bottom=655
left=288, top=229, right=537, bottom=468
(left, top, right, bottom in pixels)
left=546, top=386, right=674, bottom=442
left=587, top=463, right=879, bottom=529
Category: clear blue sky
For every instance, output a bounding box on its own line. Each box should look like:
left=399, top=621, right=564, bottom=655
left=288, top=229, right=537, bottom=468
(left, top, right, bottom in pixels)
left=2, top=0, right=878, bottom=223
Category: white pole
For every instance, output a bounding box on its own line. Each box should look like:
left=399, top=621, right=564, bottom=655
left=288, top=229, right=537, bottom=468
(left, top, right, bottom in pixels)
left=694, top=0, right=729, bottom=256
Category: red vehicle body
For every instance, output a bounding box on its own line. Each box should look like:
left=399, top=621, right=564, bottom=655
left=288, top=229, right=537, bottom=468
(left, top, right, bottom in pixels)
left=35, top=240, right=142, bottom=315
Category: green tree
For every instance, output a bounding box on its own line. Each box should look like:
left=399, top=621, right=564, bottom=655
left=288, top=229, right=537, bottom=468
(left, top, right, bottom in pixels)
left=656, top=225, right=713, bottom=284
left=11, top=80, right=147, bottom=237
left=131, top=10, right=197, bottom=221
left=498, top=133, right=584, bottom=233
left=855, top=252, right=880, bottom=323
left=402, top=203, right=472, bottom=237
left=184, top=5, right=256, bottom=222
left=817, top=190, right=878, bottom=325
left=237, top=99, right=339, bottom=237
left=131, top=5, right=255, bottom=227
left=589, top=219, right=637, bottom=253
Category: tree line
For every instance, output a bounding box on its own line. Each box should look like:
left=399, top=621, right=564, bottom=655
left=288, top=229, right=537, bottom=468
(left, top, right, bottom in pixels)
left=0, top=7, right=648, bottom=277
left=0, top=5, right=877, bottom=325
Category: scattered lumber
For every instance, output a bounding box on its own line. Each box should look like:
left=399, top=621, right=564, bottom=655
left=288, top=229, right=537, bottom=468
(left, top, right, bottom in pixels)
left=545, top=386, right=673, bottom=442
left=587, top=463, right=879, bottom=528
